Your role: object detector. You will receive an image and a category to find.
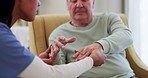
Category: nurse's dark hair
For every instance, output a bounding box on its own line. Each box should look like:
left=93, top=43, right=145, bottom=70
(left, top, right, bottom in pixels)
left=0, top=0, right=15, bottom=26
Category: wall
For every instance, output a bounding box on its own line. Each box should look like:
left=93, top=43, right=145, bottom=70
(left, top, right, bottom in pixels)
left=39, top=0, right=123, bottom=15
left=124, top=0, right=129, bottom=17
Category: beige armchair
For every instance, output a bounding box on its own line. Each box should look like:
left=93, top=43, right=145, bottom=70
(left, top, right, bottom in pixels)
left=28, top=14, right=148, bottom=78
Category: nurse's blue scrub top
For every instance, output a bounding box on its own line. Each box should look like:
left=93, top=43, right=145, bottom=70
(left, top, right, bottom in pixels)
left=0, top=22, right=34, bottom=78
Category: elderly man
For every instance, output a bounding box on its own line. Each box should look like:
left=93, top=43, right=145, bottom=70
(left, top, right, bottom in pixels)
left=49, top=0, right=136, bottom=78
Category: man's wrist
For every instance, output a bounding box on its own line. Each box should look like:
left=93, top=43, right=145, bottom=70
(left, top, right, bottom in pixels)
left=93, top=42, right=104, bottom=51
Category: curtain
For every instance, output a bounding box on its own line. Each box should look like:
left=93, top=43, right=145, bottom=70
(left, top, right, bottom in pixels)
left=140, top=0, right=148, bottom=65
left=128, top=0, right=148, bottom=65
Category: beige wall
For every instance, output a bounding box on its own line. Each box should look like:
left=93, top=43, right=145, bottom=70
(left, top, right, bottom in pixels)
left=39, top=0, right=123, bottom=15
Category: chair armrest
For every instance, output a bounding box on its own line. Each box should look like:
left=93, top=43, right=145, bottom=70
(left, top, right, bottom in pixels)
left=126, top=45, right=148, bottom=78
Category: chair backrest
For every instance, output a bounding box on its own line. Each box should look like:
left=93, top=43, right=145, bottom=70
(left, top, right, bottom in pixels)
left=28, top=14, right=148, bottom=78
left=28, top=14, right=128, bottom=55
left=28, top=14, right=71, bottom=55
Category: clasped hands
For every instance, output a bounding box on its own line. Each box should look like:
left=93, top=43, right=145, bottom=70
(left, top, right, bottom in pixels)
left=39, top=36, right=76, bottom=64
left=39, top=36, right=106, bottom=66
left=72, top=42, right=106, bottom=66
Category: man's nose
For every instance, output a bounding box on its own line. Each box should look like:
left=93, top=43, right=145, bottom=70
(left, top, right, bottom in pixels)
left=76, top=1, right=84, bottom=7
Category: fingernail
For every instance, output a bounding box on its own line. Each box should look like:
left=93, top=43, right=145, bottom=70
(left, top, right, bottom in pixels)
left=72, top=55, right=75, bottom=58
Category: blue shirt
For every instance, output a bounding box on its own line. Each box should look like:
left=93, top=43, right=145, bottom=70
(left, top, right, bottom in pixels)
left=0, top=22, right=35, bottom=78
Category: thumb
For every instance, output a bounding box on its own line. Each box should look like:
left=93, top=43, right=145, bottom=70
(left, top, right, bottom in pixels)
left=66, top=37, right=76, bottom=43
left=42, top=58, right=53, bottom=64
left=45, top=45, right=52, bottom=54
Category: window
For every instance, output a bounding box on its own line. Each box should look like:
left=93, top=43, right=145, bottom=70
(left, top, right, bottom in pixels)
left=129, top=0, right=148, bottom=66
left=140, top=0, right=148, bottom=65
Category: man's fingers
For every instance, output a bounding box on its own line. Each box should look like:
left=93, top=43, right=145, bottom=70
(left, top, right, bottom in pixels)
left=75, top=55, right=87, bottom=62
left=58, top=36, right=76, bottom=44
left=85, top=51, right=91, bottom=56
left=66, top=37, right=76, bottom=43
left=74, top=51, right=91, bottom=62
left=72, top=50, right=80, bottom=58
left=53, top=40, right=64, bottom=49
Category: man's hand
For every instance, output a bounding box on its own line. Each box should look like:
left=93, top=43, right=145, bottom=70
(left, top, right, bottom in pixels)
left=89, top=48, right=106, bottom=66
left=38, top=45, right=58, bottom=64
left=51, top=36, right=76, bottom=51
left=39, top=36, right=76, bottom=64
left=72, top=42, right=106, bottom=66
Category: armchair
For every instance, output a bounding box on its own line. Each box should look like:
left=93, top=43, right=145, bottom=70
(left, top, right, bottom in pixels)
left=28, top=14, right=148, bottom=78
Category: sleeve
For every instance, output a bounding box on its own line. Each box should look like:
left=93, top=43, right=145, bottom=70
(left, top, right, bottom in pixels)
left=53, top=50, right=67, bottom=64
left=0, top=24, right=34, bottom=78
left=97, top=13, right=133, bottom=54
left=18, top=56, right=93, bottom=78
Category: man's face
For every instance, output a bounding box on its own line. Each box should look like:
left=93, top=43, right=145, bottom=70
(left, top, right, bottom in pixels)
left=67, top=0, right=95, bottom=21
